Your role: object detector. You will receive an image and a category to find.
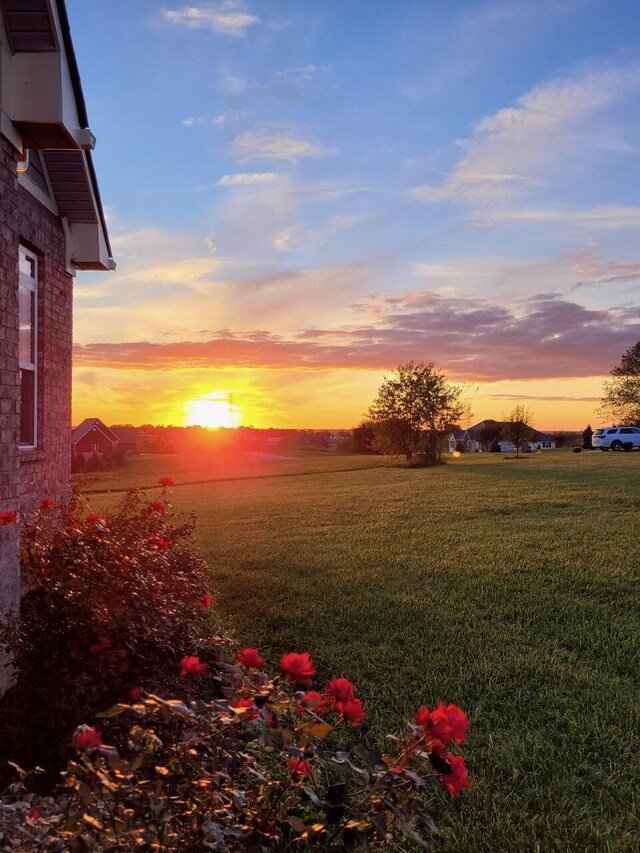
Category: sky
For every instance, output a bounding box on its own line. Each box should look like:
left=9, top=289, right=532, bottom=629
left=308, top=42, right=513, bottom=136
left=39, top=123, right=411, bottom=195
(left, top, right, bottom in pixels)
left=68, top=0, right=640, bottom=430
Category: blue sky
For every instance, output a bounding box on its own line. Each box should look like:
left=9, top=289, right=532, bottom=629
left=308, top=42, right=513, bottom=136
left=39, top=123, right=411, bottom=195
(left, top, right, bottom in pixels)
left=69, top=0, right=640, bottom=428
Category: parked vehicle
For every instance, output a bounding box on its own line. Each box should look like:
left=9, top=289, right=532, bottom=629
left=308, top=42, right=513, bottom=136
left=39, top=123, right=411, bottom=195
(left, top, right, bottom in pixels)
left=593, top=426, right=640, bottom=451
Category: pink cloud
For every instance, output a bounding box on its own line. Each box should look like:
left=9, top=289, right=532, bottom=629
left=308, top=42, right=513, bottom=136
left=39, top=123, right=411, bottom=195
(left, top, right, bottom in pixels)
left=74, top=292, right=639, bottom=381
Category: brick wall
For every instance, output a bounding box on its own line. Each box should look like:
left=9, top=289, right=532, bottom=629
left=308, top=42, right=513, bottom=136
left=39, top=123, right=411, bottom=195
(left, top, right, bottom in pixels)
left=0, top=135, right=73, bottom=693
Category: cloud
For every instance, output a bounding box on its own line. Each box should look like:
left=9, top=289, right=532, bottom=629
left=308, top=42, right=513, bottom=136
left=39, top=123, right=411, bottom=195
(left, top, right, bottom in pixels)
left=232, top=130, right=334, bottom=163
left=410, top=63, right=640, bottom=206
left=74, top=291, right=639, bottom=382
left=473, top=206, right=640, bottom=231
left=163, top=2, right=259, bottom=37
left=487, top=394, right=601, bottom=402
left=218, top=172, right=280, bottom=185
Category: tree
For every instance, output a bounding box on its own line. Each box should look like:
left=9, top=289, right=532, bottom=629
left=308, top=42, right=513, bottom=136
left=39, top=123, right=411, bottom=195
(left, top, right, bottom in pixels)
left=367, top=362, right=468, bottom=466
left=599, top=340, right=640, bottom=425
left=476, top=422, right=502, bottom=452
left=553, top=431, right=568, bottom=448
left=501, top=405, right=534, bottom=458
left=345, top=421, right=378, bottom=454
left=582, top=424, right=593, bottom=450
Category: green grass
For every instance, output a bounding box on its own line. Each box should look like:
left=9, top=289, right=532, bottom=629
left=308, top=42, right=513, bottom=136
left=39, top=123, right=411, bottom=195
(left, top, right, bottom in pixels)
left=96, top=450, right=640, bottom=851
left=79, top=449, right=386, bottom=493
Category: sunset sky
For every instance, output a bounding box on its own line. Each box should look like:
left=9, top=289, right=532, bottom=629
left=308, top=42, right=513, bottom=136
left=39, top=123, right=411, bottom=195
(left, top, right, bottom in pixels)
left=69, top=0, right=640, bottom=430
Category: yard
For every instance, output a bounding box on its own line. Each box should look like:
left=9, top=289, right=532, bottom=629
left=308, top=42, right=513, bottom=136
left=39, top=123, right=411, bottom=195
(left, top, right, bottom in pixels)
left=95, top=450, right=639, bottom=851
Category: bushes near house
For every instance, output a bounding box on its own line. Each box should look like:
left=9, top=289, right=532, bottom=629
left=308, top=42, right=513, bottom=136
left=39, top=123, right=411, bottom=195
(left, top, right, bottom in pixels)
left=0, top=481, right=213, bottom=774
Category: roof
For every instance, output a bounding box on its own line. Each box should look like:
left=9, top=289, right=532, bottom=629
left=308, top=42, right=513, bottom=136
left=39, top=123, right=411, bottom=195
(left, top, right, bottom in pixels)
left=450, top=429, right=468, bottom=440
left=53, top=0, right=112, bottom=258
left=110, top=427, right=140, bottom=443
left=71, top=418, right=119, bottom=446
left=0, top=0, right=114, bottom=268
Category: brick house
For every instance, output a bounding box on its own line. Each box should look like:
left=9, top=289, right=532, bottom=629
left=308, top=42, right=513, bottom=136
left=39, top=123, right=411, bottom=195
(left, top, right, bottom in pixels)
left=71, top=418, right=119, bottom=459
left=0, top=1, right=113, bottom=692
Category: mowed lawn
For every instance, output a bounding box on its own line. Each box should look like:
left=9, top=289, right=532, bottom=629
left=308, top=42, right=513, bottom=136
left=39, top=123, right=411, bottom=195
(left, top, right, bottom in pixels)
left=78, top=449, right=386, bottom=493
left=97, top=450, right=639, bottom=851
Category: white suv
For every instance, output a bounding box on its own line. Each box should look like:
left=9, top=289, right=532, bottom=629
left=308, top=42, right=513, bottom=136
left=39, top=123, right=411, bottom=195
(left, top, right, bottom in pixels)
left=593, top=426, right=640, bottom=451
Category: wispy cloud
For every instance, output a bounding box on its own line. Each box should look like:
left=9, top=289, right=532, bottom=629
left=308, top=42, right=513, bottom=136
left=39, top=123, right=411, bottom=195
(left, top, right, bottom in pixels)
left=162, top=2, right=259, bottom=37
left=411, top=63, right=640, bottom=206
left=232, top=129, right=334, bottom=163
left=473, top=206, right=640, bottom=231
left=218, top=172, right=280, bottom=186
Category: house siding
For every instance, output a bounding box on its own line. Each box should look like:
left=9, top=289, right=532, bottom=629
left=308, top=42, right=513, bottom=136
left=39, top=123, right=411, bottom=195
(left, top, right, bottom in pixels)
left=73, top=430, right=116, bottom=456
left=0, top=134, right=73, bottom=693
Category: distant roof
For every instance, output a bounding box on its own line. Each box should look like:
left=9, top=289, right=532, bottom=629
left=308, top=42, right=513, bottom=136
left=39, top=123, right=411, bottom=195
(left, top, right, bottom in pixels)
left=450, top=429, right=468, bottom=440
left=110, top=427, right=140, bottom=443
left=71, top=418, right=119, bottom=445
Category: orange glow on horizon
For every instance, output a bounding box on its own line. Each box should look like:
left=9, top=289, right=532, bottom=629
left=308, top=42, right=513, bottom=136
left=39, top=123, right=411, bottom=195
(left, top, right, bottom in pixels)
left=183, top=395, right=242, bottom=429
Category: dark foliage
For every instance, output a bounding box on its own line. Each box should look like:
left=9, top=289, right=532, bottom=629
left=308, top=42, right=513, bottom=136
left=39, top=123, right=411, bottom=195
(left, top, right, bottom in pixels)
left=0, top=485, right=213, bottom=776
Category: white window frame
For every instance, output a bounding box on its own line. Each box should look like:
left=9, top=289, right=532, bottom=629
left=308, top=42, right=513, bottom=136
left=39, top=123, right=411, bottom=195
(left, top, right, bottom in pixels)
left=19, top=245, right=38, bottom=450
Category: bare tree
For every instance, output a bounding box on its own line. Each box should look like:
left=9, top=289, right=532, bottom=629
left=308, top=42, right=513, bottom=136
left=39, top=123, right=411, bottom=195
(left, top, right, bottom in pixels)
left=368, top=362, right=469, bottom=466
left=502, top=405, right=534, bottom=458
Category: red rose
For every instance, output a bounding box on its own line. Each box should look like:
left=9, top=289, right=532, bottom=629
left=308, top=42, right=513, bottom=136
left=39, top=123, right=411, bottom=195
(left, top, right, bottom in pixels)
left=86, top=513, right=101, bottom=524
left=157, top=536, right=170, bottom=551
left=159, top=477, right=174, bottom=487
left=414, top=703, right=469, bottom=745
left=26, top=808, right=41, bottom=822
left=440, top=753, right=470, bottom=797
left=116, top=648, right=127, bottom=659
left=73, top=725, right=103, bottom=751
left=235, top=647, right=265, bottom=667
left=150, top=501, right=166, bottom=514
left=232, top=697, right=259, bottom=720
left=181, top=655, right=207, bottom=677
left=281, top=652, right=316, bottom=685
left=0, top=510, right=17, bottom=527
left=40, top=497, right=56, bottom=509
left=199, top=593, right=213, bottom=609
left=326, top=677, right=355, bottom=703
left=433, top=702, right=469, bottom=744
left=89, top=636, right=110, bottom=654
left=287, top=757, right=313, bottom=777
left=336, top=696, right=366, bottom=727
left=301, top=690, right=324, bottom=710
left=129, top=687, right=142, bottom=701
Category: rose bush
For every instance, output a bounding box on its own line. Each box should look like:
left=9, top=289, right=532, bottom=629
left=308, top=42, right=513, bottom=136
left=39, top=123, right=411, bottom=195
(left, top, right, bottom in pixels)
left=0, top=646, right=470, bottom=851
left=0, top=483, right=215, bottom=773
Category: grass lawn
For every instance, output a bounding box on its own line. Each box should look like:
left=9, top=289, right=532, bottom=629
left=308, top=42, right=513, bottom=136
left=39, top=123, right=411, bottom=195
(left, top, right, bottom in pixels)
left=96, top=450, right=639, bottom=851
left=78, top=449, right=386, bottom=493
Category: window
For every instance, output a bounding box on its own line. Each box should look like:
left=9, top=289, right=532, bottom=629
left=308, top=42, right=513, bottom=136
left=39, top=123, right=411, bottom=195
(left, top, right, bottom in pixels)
left=19, top=246, right=38, bottom=448
left=606, top=429, right=618, bottom=434
left=91, top=444, right=99, bottom=453
left=619, top=428, right=633, bottom=434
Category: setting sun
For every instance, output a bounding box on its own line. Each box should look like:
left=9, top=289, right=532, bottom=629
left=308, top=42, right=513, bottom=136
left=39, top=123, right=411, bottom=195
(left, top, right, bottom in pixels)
left=183, top=395, right=242, bottom=429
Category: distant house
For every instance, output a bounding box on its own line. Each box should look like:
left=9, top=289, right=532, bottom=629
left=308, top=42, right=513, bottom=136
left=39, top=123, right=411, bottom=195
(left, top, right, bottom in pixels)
left=448, top=420, right=557, bottom=453
left=447, top=429, right=479, bottom=453
left=111, top=426, right=141, bottom=454
left=529, top=431, right=556, bottom=450
left=71, top=418, right=119, bottom=458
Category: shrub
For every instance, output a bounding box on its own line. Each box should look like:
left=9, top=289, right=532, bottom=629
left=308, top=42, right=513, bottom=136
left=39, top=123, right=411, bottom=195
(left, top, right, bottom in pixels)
left=572, top=446, right=582, bottom=453
left=0, top=647, right=471, bottom=851
left=0, top=482, right=214, bottom=773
